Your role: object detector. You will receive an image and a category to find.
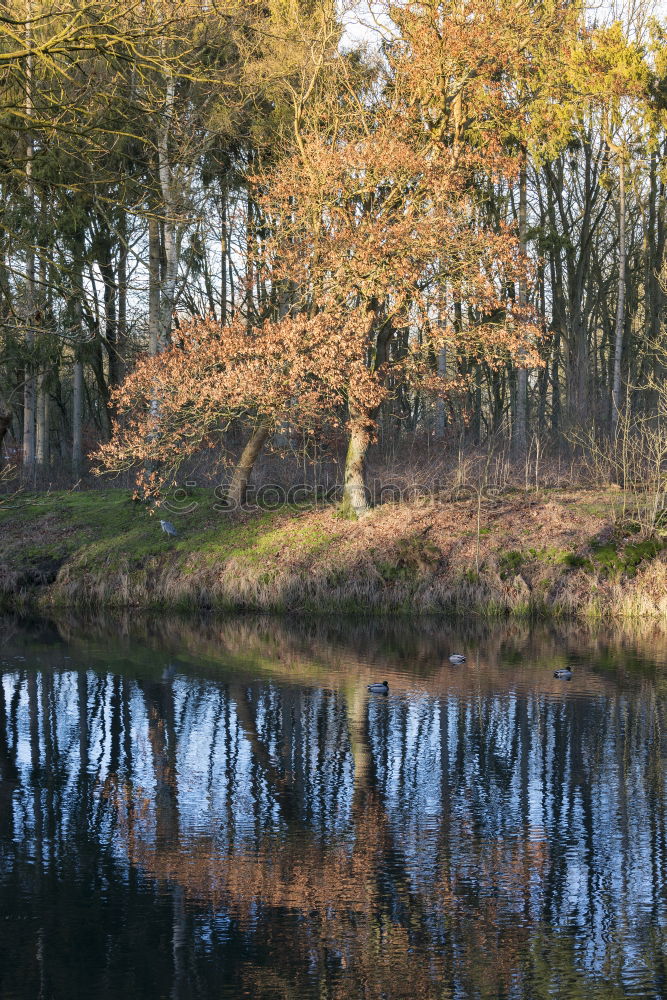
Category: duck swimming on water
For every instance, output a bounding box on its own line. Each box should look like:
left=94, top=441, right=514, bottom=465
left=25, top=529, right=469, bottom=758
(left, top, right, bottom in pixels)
left=449, top=654, right=466, bottom=664
left=367, top=681, right=389, bottom=694
left=554, top=668, right=572, bottom=680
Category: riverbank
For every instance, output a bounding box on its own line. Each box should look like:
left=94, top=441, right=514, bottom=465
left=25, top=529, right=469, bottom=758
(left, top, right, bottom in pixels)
left=1, top=487, right=667, bottom=620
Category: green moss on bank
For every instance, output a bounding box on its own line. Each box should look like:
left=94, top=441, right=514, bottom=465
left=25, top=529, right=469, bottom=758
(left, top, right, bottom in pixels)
left=2, top=487, right=667, bottom=620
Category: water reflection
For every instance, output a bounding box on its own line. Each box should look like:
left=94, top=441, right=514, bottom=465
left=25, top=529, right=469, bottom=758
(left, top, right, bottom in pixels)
left=0, top=613, right=666, bottom=999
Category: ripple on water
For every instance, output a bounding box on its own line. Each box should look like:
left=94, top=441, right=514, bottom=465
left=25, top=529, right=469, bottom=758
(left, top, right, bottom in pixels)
left=0, top=614, right=666, bottom=999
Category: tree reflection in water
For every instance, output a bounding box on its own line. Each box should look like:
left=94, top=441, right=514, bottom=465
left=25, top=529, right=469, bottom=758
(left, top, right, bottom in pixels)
left=0, top=613, right=665, bottom=999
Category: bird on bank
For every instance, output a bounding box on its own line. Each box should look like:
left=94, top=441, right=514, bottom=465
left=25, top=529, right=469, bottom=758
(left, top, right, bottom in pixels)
left=449, top=653, right=466, bottom=664
left=553, top=668, right=572, bottom=680
left=367, top=681, right=389, bottom=694
left=159, top=519, right=178, bottom=537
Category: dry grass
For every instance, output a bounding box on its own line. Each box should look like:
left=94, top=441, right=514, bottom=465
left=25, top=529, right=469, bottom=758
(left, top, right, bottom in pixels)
left=2, top=486, right=667, bottom=622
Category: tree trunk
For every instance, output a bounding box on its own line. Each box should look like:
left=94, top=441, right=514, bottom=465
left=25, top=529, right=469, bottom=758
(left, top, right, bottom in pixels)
left=99, top=231, right=120, bottom=388
left=551, top=330, right=561, bottom=439
left=23, top=6, right=35, bottom=477
left=342, top=410, right=374, bottom=518
left=146, top=156, right=172, bottom=484
left=157, top=73, right=177, bottom=348
left=148, top=215, right=161, bottom=355
left=227, top=417, right=272, bottom=507
left=245, top=189, right=255, bottom=326
left=72, top=254, right=84, bottom=479
left=220, top=191, right=228, bottom=325
left=118, top=210, right=128, bottom=380
left=35, top=374, right=48, bottom=472
left=567, top=319, right=589, bottom=428
left=645, top=147, right=665, bottom=410
left=72, top=360, right=83, bottom=479
left=90, top=337, right=112, bottom=440
left=654, top=143, right=667, bottom=400
left=23, top=362, right=35, bottom=475
left=472, top=360, right=482, bottom=446
left=341, top=307, right=391, bottom=518
left=611, top=154, right=626, bottom=436
left=514, top=147, right=528, bottom=455
left=0, top=395, right=11, bottom=462
left=435, top=346, right=447, bottom=439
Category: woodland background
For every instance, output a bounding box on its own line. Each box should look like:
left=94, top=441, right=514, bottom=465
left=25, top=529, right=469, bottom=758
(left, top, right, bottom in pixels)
left=0, top=0, right=666, bottom=516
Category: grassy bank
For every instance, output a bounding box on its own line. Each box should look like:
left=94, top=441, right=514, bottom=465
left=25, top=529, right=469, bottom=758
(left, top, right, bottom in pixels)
left=2, top=487, right=667, bottom=620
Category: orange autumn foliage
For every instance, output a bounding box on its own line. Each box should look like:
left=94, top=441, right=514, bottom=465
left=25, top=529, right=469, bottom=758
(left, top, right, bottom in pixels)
left=95, top=0, right=564, bottom=494
left=95, top=308, right=373, bottom=484
left=256, top=0, right=554, bottom=386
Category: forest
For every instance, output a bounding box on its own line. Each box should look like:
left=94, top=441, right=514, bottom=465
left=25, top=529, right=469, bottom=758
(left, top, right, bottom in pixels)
left=0, top=0, right=666, bottom=518
left=2, top=5, right=667, bottom=985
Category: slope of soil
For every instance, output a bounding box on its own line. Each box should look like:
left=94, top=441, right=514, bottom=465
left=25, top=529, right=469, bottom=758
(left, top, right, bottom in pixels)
left=1, top=487, right=666, bottom=620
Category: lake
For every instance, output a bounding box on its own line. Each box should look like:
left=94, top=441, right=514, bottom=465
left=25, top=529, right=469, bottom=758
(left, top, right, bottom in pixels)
left=0, top=612, right=666, bottom=999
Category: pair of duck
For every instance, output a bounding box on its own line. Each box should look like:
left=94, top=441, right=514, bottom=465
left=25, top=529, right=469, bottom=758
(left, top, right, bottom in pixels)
left=368, top=653, right=467, bottom=693
left=445, top=653, right=573, bottom=678
left=369, top=658, right=573, bottom=692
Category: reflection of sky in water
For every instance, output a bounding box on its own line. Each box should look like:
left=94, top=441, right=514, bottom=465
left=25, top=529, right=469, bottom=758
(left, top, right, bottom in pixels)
left=1, top=621, right=667, bottom=999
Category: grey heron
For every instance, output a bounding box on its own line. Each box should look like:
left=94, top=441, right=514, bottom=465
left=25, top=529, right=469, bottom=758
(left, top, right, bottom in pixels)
left=159, top=519, right=178, bottom=537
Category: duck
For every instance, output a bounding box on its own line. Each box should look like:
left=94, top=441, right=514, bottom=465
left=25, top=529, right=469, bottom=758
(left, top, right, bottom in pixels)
left=367, top=680, right=389, bottom=694
left=449, top=653, right=466, bottom=664
left=553, top=668, right=572, bottom=680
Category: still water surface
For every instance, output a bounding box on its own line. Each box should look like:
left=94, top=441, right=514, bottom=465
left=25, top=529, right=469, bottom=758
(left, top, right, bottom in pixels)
left=1, top=613, right=666, bottom=999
